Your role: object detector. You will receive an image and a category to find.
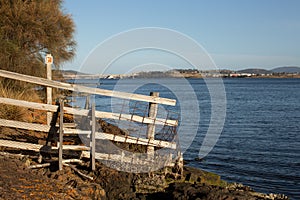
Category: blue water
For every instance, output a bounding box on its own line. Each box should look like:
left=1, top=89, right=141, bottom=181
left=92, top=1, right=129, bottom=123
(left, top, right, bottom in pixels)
left=72, top=78, right=300, bottom=199
left=187, top=78, right=300, bottom=200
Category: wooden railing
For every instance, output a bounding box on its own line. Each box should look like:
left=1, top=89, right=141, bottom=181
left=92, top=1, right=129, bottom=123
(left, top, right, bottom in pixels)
left=0, top=69, right=179, bottom=171
left=0, top=70, right=176, bottom=105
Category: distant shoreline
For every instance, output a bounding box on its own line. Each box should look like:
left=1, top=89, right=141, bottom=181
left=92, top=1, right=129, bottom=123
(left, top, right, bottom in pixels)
left=222, top=75, right=300, bottom=79
left=60, top=68, right=300, bottom=80
left=62, top=74, right=300, bottom=80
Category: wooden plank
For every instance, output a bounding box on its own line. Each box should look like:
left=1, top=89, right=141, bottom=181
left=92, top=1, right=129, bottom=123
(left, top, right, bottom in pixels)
left=63, top=127, right=176, bottom=149
left=91, top=103, right=96, bottom=171
left=0, top=97, right=58, bottom=112
left=63, top=128, right=176, bottom=149
left=0, top=118, right=176, bottom=149
left=59, top=99, right=64, bottom=170
left=91, top=132, right=176, bottom=149
left=60, top=123, right=76, bottom=128
left=62, top=159, right=83, bottom=164
left=0, top=139, right=88, bottom=151
left=0, top=118, right=51, bottom=132
left=61, top=145, right=90, bottom=151
left=0, top=69, right=176, bottom=106
left=0, top=139, right=175, bottom=167
left=0, top=97, right=177, bottom=126
left=63, top=129, right=90, bottom=134
left=81, top=109, right=177, bottom=126
left=28, top=163, right=51, bottom=169
left=0, top=139, right=52, bottom=152
left=28, top=159, right=83, bottom=169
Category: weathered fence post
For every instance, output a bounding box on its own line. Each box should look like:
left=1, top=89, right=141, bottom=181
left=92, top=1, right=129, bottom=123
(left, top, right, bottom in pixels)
left=147, top=92, right=159, bottom=156
left=59, top=99, right=64, bottom=170
left=90, top=102, right=96, bottom=171
left=45, top=54, right=53, bottom=126
left=85, top=95, right=90, bottom=110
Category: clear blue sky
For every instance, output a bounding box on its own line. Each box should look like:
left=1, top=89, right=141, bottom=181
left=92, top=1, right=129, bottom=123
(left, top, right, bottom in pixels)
left=63, top=0, right=300, bottom=73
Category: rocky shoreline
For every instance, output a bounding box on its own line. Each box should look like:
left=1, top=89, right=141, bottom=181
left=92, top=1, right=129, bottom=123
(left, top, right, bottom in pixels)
left=0, top=118, right=291, bottom=200
left=0, top=151, right=289, bottom=200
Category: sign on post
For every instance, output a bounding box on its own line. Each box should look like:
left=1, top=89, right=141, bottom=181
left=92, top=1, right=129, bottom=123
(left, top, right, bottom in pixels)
left=45, top=54, right=53, bottom=125
left=45, top=54, right=53, bottom=65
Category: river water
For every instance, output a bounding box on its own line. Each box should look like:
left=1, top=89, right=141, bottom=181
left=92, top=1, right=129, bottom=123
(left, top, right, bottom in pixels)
left=71, top=78, right=300, bottom=199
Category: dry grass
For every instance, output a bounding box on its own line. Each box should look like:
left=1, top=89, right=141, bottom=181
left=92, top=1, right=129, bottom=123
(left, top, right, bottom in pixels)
left=0, top=79, right=41, bottom=122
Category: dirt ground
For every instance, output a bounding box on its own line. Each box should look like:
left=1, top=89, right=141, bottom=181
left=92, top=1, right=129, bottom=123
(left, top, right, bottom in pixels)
left=0, top=154, right=70, bottom=199
left=0, top=153, right=105, bottom=200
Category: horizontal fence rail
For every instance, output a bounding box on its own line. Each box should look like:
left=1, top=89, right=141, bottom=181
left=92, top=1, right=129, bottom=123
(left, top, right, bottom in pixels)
left=0, top=69, right=176, bottom=106
left=0, top=118, right=50, bottom=132
left=0, top=118, right=176, bottom=149
left=0, top=97, right=177, bottom=126
left=0, top=140, right=174, bottom=167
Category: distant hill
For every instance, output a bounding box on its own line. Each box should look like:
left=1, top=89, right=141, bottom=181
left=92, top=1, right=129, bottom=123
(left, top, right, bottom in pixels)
left=271, top=66, right=300, bottom=73
left=61, top=70, right=90, bottom=75
left=237, top=68, right=272, bottom=74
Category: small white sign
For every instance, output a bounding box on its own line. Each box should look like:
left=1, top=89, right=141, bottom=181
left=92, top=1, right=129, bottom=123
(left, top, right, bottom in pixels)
left=45, top=54, right=53, bottom=64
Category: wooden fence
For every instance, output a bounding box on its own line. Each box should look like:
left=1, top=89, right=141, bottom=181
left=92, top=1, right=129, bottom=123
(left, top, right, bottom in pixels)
left=0, top=69, right=179, bottom=171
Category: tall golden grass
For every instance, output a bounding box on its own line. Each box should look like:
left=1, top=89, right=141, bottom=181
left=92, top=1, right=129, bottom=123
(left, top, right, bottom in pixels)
left=0, top=79, right=41, bottom=122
